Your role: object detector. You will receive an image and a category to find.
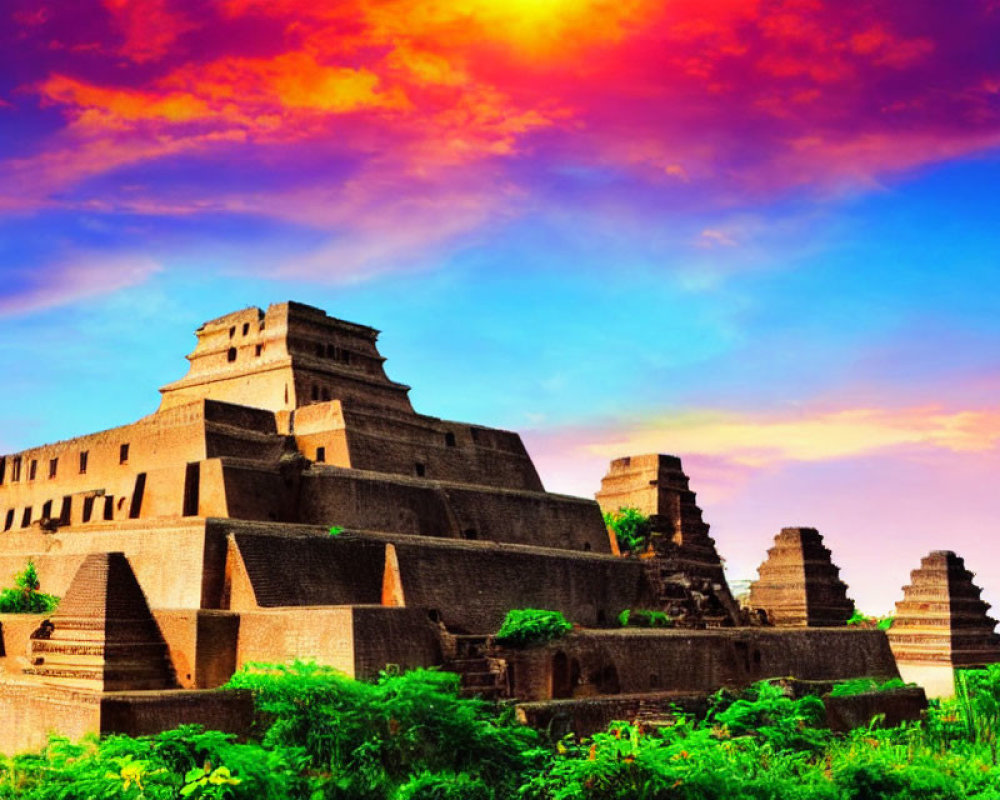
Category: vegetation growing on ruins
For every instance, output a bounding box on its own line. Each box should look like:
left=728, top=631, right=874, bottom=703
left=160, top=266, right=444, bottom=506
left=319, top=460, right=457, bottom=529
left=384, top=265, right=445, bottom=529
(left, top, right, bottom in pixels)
left=0, top=560, right=58, bottom=614
left=602, top=507, right=653, bottom=554
left=6, top=663, right=1000, bottom=798
left=846, top=609, right=895, bottom=630
left=494, top=609, right=573, bottom=648
left=617, top=609, right=673, bottom=628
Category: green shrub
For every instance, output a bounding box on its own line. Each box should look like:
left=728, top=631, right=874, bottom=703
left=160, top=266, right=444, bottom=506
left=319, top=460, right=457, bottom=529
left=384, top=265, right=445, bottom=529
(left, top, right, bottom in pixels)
left=602, top=507, right=653, bottom=555
left=329, top=526, right=344, bottom=537
left=0, top=560, right=58, bottom=614
left=393, top=771, right=492, bottom=800
left=829, top=677, right=908, bottom=698
left=617, top=609, right=672, bottom=628
left=494, top=610, right=572, bottom=648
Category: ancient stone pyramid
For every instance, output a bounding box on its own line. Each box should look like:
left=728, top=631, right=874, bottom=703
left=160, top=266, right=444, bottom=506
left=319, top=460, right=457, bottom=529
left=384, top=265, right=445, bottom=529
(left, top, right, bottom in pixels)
left=748, top=527, right=854, bottom=627
left=888, top=551, right=1000, bottom=667
left=24, top=552, right=176, bottom=691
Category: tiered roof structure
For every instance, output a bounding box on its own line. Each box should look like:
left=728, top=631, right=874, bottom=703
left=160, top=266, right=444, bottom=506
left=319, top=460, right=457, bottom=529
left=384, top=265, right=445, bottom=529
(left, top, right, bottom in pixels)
left=888, top=551, right=1000, bottom=667
left=748, top=527, right=854, bottom=627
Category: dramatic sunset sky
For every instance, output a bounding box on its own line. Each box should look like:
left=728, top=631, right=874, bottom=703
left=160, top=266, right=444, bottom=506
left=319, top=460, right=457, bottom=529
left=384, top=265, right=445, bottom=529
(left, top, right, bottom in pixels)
left=1, top=0, right=999, bottom=613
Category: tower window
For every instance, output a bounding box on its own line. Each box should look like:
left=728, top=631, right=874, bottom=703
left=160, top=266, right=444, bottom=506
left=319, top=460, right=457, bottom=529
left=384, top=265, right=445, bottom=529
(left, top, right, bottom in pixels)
left=311, top=385, right=319, bottom=401
left=242, top=322, right=250, bottom=336
left=79, top=451, right=89, bottom=474
left=444, top=432, right=456, bottom=447
left=119, top=443, right=130, bottom=464
left=316, top=447, right=326, bottom=463
left=21, top=507, right=31, bottom=528
left=227, top=347, right=237, bottom=362
left=315, top=343, right=325, bottom=357
left=255, top=344, right=263, bottom=357
left=415, top=463, right=426, bottom=477
left=229, top=326, right=235, bottom=338
left=11, top=457, right=20, bottom=482
left=28, top=460, right=37, bottom=481
left=321, top=388, right=331, bottom=401
left=0, top=457, right=6, bottom=485
left=41, top=500, right=52, bottom=520
left=49, top=458, right=58, bottom=479
left=3, top=509, right=13, bottom=531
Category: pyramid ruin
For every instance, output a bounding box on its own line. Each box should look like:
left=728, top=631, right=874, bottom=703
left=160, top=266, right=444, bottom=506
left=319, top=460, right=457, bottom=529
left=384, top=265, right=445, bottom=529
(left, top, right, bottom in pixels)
left=747, top=527, right=854, bottom=627
left=0, top=302, right=918, bottom=748
left=887, top=551, right=1000, bottom=695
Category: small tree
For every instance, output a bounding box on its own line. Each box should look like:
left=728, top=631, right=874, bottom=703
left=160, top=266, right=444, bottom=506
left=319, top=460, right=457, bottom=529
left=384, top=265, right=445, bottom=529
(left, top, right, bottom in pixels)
left=603, top=507, right=653, bottom=554
left=0, top=560, right=59, bottom=613
left=495, top=609, right=572, bottom=648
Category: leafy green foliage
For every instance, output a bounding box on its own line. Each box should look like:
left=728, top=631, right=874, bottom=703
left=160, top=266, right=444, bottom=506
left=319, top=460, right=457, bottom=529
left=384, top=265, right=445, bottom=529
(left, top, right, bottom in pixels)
left=602, top=508, right=653, bottom=555
left=329, top=526, right=345, bottom=537
left=7, top=662, right=1000, bottom=799
left=0, top=560, right=58, bottom=613
left=226, top=661, right=539, bottom=799
left=846, top=609, right=895, bottom=630
left=494, top=610, right=572, bottom=648
left=616, top=609, right=672, bottom=628
left=828, top=677, right=907, bottom=698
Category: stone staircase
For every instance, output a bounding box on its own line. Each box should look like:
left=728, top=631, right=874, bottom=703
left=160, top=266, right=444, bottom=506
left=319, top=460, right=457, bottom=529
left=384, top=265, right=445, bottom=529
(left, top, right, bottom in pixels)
left=642, top=562, right=735, bottom=629
left=633, top=697, right=676, bottom=731
left=23, top=552, right=176, bottom=691
left=443, top=635, right=507, bottom=700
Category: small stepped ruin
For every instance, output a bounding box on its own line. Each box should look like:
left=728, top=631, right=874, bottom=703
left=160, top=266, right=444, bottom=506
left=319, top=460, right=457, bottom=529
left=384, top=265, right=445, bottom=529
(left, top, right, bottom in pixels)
left=748, top=527, right=855, bottom=627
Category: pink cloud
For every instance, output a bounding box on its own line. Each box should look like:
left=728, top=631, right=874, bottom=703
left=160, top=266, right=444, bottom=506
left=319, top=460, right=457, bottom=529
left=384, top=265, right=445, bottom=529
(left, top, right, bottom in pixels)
left=0, top=254, right=162, bottom=316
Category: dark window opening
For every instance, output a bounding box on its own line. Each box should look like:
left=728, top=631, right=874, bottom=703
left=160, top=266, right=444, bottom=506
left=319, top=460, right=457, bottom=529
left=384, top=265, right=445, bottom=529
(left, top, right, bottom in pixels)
left=583, top=542, right=592, bottom=552
left=119, top=443, right=130, bottom=464
left=227, top=347, right=237, bottom=362
left=242, top=322, right=250, bottom=336
left=79, top=451, right=88, bottom=474
left=28, top=460, right=37, bottom=481
left=315, top=447, right=326, bottom=463
left=311, top=384, right=319, bottom=401
left=753, top=649, right=762, bottom=666
left=183, top=463, right=200, bottom=517
left=284, top=384, right=289, bottom=404
left=229, top=326, right=236, bottom=338
left=321, top=388, right=331, bottom=401
left=59, top=497, right=71, bottom=525
left=48, top=458, right=58, bottom=479
left=255, top=344, right=263, bottom=357
left=414, top=463, right=426, bottom=477
left=326, top=344, right=335, bottom=358
left=427, top=609, right=442, bottom=624
left=82, top=496, right=95, bottom=523
left=444, top=432, right=456, bottom=447
left=0, top=457, right=6, bottom=485
left=650, top=673, right=660, bottom=689
left=41, top=500, right=52, bottom=520
left=3, top=509, right=13, bottom=531
left=21, top=507, right=32, bottom=528
left=469, top=428, right=480, bottom=444
left=315, top=343, right=325, bottom=357
left=462, top=528, right=478, bottom=540
left=129, top=473, right=146, bottom=519
left=597, top=609, right=608, bottom=626
left=11, top=457, right=20, bottom=482
left=103, top=496, right=114, bottom=521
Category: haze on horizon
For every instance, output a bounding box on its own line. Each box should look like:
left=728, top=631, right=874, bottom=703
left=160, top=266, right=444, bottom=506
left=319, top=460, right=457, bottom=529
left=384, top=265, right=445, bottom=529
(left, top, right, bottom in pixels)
left=1, top=0, right=999, bottom=616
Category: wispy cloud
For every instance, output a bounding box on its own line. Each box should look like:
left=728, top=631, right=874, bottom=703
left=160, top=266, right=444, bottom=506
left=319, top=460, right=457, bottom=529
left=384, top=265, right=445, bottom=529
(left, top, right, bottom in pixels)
left=0, top=253, right=162, bottom=316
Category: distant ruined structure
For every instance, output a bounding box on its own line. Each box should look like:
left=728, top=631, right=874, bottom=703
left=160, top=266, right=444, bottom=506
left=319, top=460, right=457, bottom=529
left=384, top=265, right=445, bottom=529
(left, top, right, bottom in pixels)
left=888, top=551, right=1000, bottom=697
left=748, top=528, right=855, bottom=627
left=0, top=301, right=970, bottom=748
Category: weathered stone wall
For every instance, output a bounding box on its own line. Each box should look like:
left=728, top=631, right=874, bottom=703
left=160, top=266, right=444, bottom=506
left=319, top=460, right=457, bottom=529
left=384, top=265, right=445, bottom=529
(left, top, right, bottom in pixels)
left=505, top=628, right=900, bottom=702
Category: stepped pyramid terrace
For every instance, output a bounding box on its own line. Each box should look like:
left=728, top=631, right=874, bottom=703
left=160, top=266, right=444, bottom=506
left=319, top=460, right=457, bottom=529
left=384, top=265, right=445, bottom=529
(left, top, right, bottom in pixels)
left=888, top=551, right=1000, bottom=698
left=748, top=527, right=855, bottom=627
left=0, top=302, right=928, bottom=748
